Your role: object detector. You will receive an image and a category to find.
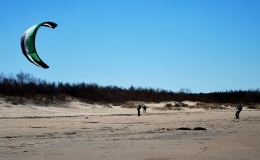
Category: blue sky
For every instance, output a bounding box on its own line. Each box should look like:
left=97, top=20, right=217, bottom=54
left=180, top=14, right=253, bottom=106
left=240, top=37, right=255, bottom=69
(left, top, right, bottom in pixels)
left=1, top=0, right=260, bottom=93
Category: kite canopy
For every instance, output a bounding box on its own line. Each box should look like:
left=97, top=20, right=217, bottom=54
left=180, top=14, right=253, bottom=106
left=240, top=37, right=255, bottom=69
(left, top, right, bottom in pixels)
left=20, top=22, right=57, bottom=68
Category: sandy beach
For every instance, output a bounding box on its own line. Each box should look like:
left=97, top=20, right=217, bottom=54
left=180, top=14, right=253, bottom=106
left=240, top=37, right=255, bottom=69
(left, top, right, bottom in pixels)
left=0, top=97, right=260, bottom=160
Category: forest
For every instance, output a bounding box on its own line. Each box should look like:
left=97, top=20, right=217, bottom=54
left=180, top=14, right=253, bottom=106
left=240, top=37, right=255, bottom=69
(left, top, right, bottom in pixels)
left=1, top=72, right=259, bottom=104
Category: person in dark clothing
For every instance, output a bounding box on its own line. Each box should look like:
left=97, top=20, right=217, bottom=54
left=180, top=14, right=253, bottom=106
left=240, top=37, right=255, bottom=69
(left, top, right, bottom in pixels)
left=143, top=105, right=147, bottom=113
left=137, top=105, right=141, bottom=116
left=235, top=104, right=242, bottom=119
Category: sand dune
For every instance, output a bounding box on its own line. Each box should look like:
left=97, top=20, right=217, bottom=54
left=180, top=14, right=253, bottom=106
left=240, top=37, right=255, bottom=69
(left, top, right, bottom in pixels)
left=0, top=97, right=260, bottom=160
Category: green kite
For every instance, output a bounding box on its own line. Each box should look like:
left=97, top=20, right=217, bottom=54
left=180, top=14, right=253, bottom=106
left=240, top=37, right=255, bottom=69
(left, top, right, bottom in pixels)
left=20, top=22, right=57, bottom=68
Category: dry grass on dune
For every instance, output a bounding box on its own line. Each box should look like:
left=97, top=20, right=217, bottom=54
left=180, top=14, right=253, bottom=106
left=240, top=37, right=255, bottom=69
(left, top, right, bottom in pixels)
left=154, top=107, right=183, bottom=111
left=101, top=104, right=113, bottom=108
left=153, top=102, right=236, bottom=110
left=2, top=95, right=260, bottom=110
left=191, top=102, right=260, bottom=110
left=121, top=102, right=139, bottom=108
left=4, top=96, right=28, bottom=105
left=245, top=103, right=260, bottom=109
left=189, top=102, right=229, bottom=110
left=153, top=102, right=184, bottom=111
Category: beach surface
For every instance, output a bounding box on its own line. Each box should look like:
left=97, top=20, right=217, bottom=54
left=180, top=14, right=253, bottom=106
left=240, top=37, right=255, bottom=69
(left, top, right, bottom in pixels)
left=0, top=97, right=260, bottom=160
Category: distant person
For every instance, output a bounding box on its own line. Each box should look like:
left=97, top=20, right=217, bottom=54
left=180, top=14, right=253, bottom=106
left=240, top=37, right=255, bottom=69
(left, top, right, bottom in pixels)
left=137, top=105, right=141, bottom=116
left=235, top=104, right=243, bottom=119
left=143, top=105, right=147, bottom=113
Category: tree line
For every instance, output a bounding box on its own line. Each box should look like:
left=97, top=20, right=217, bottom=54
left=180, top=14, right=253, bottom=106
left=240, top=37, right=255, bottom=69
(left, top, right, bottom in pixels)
left=0, top=72, right=259, bottom=103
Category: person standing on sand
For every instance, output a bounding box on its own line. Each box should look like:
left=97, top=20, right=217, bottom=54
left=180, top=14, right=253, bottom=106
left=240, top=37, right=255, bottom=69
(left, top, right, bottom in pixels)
left=137, top=105, right=141, bottom=116
left=235, top=104, right=243, bottom=119
left=143, top=105, right=147, bottom=113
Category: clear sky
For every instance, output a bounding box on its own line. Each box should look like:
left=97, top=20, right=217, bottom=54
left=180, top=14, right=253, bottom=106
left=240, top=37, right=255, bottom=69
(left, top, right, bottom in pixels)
left=1, top=0, right=260, bottom=93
